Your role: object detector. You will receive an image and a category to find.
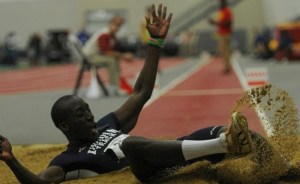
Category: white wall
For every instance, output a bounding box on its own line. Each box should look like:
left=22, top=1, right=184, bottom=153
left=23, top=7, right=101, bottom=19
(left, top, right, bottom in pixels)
left=262, top=0, right=300, bottom=26
left=193, top=0, right=266, bottom=31
left=0, top=0, right=80, bottom=48
left=77, top=0, right=268, bottom=45
left=1, top=0, right=294, bottom=49
left=0, top=0, right=205, bottom=48
left=77, top=0, right=203, bottom=36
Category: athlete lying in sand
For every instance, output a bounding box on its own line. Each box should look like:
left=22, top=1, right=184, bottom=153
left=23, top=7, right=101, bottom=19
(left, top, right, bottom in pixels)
left=0, top=3, right=293, bottom=184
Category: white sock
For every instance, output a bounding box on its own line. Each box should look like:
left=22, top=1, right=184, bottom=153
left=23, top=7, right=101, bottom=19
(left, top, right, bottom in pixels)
left=181, top=133, right=228, bottom=161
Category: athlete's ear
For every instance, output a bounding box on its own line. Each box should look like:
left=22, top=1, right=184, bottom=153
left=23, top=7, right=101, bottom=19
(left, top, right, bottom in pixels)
left=58, top=122, right=69, bottom=132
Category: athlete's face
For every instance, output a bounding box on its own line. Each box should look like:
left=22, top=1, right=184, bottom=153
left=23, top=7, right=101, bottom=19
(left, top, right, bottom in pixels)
left=110, top=24, right=119, bottom=34
left=63, top=97, right=98, bottom=142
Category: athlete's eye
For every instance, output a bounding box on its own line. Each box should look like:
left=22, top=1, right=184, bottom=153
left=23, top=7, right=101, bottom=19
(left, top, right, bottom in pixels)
left=85, top=104, right=91, bottom=112
left=74, top=107, right=84, bottom=117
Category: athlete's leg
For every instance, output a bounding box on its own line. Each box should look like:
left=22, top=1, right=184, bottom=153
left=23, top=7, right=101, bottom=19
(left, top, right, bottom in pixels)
left=177, top=126, right=226, bottom=140
left=121, top=127, right=229, bottom=182
left=178, top=126, right=227, bottom=164
left=121, top=136, right=186, bottom=182
left=88, top=54, right=120, bottom=87
left=122, top=112, right=257, bottom=182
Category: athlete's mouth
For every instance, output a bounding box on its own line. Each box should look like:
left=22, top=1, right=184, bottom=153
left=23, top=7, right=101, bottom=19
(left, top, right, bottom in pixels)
left=90, top=124, right=98, bottom=134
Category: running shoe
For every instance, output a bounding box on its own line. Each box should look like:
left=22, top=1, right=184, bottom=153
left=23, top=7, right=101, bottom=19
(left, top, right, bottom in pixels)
left=226, top=111, right=253, bottom=154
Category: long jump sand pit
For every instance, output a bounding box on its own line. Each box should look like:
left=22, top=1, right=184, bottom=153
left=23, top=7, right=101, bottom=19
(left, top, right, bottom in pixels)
left=0, top=85, right=299, bottom=183
left=0, top=142, right=299, bottom=184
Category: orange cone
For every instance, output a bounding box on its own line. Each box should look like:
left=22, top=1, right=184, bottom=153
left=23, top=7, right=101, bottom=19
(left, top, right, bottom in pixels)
left=119, top=76, right=133, bottom=95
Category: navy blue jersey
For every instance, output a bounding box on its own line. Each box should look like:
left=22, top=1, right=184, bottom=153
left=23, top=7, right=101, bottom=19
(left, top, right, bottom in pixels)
left=48, top=113, right=129, bottom=176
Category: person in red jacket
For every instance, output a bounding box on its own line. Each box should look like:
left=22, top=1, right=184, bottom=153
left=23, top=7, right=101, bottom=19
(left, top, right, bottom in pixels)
left=208, top=0, right=233, bottom=74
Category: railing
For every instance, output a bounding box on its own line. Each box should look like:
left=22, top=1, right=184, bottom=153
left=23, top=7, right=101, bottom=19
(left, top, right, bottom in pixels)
left=170, top=0, right=244, bottom=36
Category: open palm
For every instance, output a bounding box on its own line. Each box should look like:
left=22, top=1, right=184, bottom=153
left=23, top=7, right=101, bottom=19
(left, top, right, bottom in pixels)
left=146, top=4, right=173, bottom=39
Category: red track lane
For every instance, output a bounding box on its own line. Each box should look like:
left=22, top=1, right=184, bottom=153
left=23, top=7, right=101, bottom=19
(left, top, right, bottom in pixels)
left=131, top=58, right=266, bottom=139
left=0, top=57, right=265, bottom=138
left=0, top=57, right=184, bottom=95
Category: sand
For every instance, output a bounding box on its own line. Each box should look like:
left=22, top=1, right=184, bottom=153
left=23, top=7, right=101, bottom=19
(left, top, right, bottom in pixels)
left=0, top=84, right=299, bottom=183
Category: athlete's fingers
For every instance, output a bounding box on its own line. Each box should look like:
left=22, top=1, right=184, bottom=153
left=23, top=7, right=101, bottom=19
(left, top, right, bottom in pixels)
left=167, top=13, right=173, bottom=23
left=145, top=16, right=150, bottom=25
left=151, top=4, right=157, bottom=20
left=162, top=6, right=167, bottom=19
left=157, top=4, right=162, bottom=17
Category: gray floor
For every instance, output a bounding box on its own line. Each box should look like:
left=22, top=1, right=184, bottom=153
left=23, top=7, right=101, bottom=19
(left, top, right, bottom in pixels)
left=235, top=56, right=300, bottom=110
left=0, top=57, right=198, bottom=145
left=1, top=55, right=300, bottom=145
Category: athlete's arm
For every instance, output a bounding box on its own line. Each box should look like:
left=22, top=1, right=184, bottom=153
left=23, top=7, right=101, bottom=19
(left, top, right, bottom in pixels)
left=0, top=135, right=65, bottom=183
left=114, top=4, right=173, bottom=133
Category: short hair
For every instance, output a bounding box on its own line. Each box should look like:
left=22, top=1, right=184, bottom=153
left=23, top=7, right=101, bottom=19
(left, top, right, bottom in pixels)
left=220, top=0, right=227, bottom=6
left=110, top=16, right=124, bottom=26
left=51, top=95, right=76, bottom=127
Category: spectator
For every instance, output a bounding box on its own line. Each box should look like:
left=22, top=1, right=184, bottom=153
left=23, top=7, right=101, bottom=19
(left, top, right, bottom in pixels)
left=3, top=32, right=18, bottom=66
left=276, top=30, right=293, bottom=60
left=77, top=27, right=90, bottom=46
left=83, top=16, right=134, bottom=96
left=179, top=29, right=198, bottom=57
left=254, top=28, right=274, bottom=60
left=27, top=33, right=43, bottom=66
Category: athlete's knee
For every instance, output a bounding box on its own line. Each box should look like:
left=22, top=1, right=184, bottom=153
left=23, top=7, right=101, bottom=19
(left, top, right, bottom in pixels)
left=121, top=136, right=146, bottom=155
left=121, top=136, right=156, bottom=182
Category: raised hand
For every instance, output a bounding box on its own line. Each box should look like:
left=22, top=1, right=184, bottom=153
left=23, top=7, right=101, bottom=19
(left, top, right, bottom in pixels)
left=0, top=135, right=13, bottom=161
left=145, top=4, right=173, bottom=39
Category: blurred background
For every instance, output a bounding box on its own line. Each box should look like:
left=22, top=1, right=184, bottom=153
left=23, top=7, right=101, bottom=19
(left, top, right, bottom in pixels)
left=0, top=0, right=300, bottom=65
left=1, top=0, right=300, bottom=144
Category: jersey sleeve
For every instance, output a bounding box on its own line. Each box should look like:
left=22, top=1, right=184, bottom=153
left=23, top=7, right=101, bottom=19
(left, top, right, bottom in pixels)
left=48, top=152, right=97, bottom=173
left=48, top=153, right=74, bottom=172
left=97, top=112, right=121, bottom=130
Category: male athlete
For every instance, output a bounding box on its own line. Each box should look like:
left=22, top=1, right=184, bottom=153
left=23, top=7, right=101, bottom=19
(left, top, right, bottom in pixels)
left=0, top=4, right=272, bottom=183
